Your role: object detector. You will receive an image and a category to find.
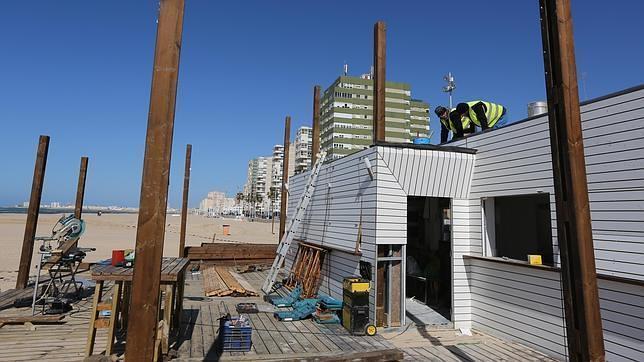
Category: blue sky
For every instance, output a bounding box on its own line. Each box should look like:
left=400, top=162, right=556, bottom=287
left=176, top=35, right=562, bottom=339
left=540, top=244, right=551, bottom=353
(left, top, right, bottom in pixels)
left=1, top=1, right=642, bottom=208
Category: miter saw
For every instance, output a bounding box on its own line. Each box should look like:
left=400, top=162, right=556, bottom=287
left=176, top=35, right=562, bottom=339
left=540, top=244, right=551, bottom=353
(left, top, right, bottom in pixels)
left=30, top=214, right=95, bottom=315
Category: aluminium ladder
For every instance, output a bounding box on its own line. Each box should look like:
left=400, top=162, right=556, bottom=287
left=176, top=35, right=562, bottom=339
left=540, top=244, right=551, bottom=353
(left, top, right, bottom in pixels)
left=261, top=151, right=327, bottom=294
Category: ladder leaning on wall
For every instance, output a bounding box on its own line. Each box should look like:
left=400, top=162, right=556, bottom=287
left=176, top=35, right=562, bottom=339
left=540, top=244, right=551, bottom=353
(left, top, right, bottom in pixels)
left=261, top=151, right=327, bottom=295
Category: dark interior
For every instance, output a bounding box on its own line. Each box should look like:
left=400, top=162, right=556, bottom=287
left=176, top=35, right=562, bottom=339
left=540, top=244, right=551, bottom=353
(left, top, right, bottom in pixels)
left=406, top=196, right=451, bottom=321
left=494, top=193, right=554, bottom=265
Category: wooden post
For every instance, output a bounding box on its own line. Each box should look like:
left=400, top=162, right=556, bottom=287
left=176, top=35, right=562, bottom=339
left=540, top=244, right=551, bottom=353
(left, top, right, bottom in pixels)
left=279, top=116, right=291, bottom=240
left=125, top=0, right=185, bottom=360
left=311, top=85, right=321, bottom=165
left=179, top=144, right=191, bottom=257
left=16, top=135, right=50, bottom=289
left=539, top=0, right=605, bottom=360
left=72, top=156, right=88, bottom=248
left=373, top=21, right=386, bottom=143
left=74, top=157, right=88, bottom=219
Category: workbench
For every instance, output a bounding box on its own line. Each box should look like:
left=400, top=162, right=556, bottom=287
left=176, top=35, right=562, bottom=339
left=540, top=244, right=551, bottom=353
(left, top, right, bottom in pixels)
left=85, top=257, right=189, bottom=358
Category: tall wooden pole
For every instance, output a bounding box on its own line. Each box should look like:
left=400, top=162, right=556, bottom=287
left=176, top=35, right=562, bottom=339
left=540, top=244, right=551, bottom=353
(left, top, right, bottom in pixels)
left=279, top=116, right=291, bottom=240
left=72, top=156, right=88, bottom=248
left=179, top=144, right=191, bottom=257
left=16, top=135, right=49, bottom=289
left=373, top=21, right=386, bottom=143
left=311, top=85, right=321, bottom=165
left=539, top=0, right=605, bottom=361
left=125, top=0, right=185, bottom=360
left=74, top=157, right=88, bottom=219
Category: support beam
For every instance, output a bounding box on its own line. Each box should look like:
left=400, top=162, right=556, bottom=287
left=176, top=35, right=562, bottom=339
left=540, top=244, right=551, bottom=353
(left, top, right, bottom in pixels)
left=16, top=135, right=49, bottom=289
left=72, top=156, right=89, bottom=248
left=125, top=0, right=185, bottom=360
left=179, top=144, right=191, bottom=257
left=373, top=21, right=386, bottom=143
left=311, top=85, right=321, bottom=165
left=279, top=116, right=291, bottom=240
left=539, top=0, right=605, bottom=361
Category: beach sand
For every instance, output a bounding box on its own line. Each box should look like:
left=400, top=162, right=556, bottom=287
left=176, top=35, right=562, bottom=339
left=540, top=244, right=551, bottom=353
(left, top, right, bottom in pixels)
left=0, top=213, right=279, bottom=292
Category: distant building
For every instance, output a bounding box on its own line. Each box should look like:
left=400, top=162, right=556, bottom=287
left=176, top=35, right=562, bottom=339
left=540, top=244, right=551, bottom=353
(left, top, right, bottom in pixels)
left=320, top=73, right=430, bottom=160
left=294, top=126, right=312, bottom=174
left=242, top=156, right=273, bottom=216
left=199, top=191, right=236, bottom=216
left=243, top=143, right=296, bottom=217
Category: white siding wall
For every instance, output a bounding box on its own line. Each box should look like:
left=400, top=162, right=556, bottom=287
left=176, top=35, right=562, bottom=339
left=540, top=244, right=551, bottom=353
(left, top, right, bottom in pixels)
left=284, top=145, right=476, bottom=324
left=466, top=257, right=644, bottom=361
left=374, top=146, right=476, bottom=329
left=452, top=86, right=644, bottom=278
left=449, top=85, right=644, bottom=359
left=284, top=149, right=379, bottom=321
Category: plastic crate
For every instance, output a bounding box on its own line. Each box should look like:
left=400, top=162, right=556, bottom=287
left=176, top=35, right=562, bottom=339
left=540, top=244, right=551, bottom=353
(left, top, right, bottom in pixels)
left=219, top=316, right=252, bottom=352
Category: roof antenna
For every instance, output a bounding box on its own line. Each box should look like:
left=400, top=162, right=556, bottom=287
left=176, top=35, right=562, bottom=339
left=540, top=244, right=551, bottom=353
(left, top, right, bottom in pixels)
left=343, top=62, right=348, bottom=76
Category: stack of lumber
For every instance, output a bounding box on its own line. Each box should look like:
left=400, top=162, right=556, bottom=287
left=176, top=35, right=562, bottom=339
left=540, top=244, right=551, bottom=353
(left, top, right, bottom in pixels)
left=202, top=266, right=258, bottom=297
left=184, top=243, right=276, bottom=266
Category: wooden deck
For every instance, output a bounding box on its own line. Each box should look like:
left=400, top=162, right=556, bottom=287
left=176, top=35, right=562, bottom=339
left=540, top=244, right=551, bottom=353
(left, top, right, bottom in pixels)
left=0, top=268, right=559, bottom=361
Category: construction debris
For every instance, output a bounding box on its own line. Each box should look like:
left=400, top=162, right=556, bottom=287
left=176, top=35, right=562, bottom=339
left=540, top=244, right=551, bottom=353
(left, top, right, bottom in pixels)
left=202, top=266, right=258, bottom=297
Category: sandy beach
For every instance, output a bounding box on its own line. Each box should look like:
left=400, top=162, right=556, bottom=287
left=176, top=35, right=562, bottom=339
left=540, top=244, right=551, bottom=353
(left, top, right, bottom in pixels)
left=0, top=213, right=278, bottom=292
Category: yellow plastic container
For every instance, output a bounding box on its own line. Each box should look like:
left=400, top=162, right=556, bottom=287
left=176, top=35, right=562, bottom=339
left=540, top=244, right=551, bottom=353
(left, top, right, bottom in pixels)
left=528, top=254, right=543, bottom=265
left=343, top=277, right=370, bottom=293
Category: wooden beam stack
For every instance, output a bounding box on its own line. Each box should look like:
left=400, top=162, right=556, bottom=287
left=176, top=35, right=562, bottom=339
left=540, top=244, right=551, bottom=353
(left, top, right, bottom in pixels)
left=202, top=266, right=258, bottom=297
left=184, top=243, right=276, bottom=266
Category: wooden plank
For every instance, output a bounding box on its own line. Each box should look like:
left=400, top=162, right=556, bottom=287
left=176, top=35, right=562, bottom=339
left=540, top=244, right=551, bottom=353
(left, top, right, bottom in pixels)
left=85, top=280, right=103, bottom=356
left=216, top=266, right=242, bottom=294
left=256, top=313, right=294, bottom=354
left=283, top=319, right=316, bottom=353
left=296, top=320, right=335, bottom=353
left=0, top=315, right=63, bottom=325
left=105, top=281, right=121, bottom=356
left=202, top=267, right=226, bottom=297
left=190, top=304, right=204, bottom=358
left=246, top=313, right=271, bottom=355
left=201, top=303, right=218, bottom=359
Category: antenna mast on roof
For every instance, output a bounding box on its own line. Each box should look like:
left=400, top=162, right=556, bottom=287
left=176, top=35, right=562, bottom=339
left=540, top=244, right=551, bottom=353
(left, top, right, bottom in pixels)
left=343, top=62, right=348, bottom=76
left=442, top=72, right=456, bottom=109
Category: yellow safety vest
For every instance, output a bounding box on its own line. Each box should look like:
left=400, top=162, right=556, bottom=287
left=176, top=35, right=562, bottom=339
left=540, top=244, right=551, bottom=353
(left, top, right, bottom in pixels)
left=466, top=101, right=505, bottom=128
left=439, top=108, right=471, bottom=132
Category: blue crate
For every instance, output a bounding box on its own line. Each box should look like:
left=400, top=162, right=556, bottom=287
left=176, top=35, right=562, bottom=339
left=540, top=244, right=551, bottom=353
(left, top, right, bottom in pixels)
left=219, top=317, right=252, bottom=352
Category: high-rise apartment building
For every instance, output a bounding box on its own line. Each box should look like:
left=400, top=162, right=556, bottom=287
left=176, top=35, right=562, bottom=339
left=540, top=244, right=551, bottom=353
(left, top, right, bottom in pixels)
left=243, top=144, right=295, bottom=216
left=242, top=156, right=272, bottom=215
left=320, top=73, right=430, bottom=160
left=294, top=126, right=312, bottom=174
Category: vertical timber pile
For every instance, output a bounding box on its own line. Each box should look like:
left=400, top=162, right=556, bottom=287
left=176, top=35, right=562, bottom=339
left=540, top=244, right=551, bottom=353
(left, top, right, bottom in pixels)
left=72, top=156, right=89, bottom=248
left=279, top=116, right=291, bottom=240
left=16, top=135, right=50, bottom=289
left=179, top=144, right=192, bottom=257
left=539, top=0, right=605, bottom=360
left=311, top=85, right=321, bottom=165
left=373, top=21, right=386, bottom=143
left=125, top=0, right=185, bottom=360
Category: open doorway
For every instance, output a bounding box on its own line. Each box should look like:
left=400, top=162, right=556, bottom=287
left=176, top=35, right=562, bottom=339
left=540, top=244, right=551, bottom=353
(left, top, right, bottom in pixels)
left=405, top=197, right=452, bottom=327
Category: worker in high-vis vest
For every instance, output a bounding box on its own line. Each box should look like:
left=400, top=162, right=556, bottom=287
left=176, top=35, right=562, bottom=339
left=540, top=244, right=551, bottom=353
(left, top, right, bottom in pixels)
left=454, top=100, right=507, bottom=131
left=435, top=105, right=475, bottom=143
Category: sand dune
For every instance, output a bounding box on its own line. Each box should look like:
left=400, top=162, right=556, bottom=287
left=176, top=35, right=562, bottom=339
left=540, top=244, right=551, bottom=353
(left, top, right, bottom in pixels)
left=0, top=213, right=278, bottom=291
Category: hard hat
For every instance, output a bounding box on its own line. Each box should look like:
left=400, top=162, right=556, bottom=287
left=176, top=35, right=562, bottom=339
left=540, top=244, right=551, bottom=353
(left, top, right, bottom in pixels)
left=435, top=106, right=448, bottom=118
